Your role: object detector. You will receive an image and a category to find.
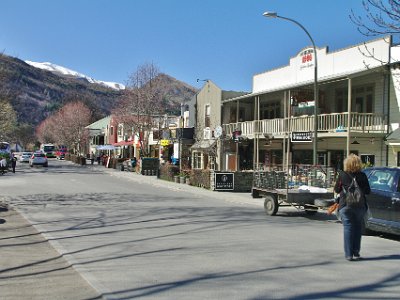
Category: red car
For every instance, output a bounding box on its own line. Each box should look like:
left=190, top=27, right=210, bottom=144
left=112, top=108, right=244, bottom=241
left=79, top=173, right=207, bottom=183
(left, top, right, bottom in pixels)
left=56, top=146, right=68, bottom=160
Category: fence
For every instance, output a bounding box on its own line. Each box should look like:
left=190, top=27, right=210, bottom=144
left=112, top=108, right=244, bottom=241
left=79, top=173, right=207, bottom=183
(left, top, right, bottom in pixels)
left=253, top=164, right=337, bottom=190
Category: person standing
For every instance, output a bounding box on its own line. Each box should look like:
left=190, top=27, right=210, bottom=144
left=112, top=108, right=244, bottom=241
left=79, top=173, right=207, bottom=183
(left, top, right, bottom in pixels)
left=11, top=153, right=17, bottom=173
left=0, top=157, right=7, bottom=175
left=90, top=151, right=95, bottom=165
left=334, top=153, right=371, bottom=261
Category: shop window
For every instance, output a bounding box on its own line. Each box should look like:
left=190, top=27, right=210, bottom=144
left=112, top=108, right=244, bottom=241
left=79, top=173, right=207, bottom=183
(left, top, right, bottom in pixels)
left=229, top=107, right=246, bottom=123
left=335, top=85, right=374, bottom=113
left=192, top=151, right=202, bottom=169
left=153, top=130, right=160, bottom=140
left=261, top=102, right=280, bottom=119
left=117, top=125, right=123, bottom=137
left=361, top=154, right=375, bottom=167
left=205, top=105, right=211, bottom=127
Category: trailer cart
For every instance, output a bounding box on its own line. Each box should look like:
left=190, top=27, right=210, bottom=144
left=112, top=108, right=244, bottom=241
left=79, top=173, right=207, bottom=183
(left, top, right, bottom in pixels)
left=252, top=165, right=336, bottom=216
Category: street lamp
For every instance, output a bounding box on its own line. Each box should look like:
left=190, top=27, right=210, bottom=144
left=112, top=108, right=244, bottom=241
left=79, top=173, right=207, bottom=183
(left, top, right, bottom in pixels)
left=263, top=11, right=319, bottom=165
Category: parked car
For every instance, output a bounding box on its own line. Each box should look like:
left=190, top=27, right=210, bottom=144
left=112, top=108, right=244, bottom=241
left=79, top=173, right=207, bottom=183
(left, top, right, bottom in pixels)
left=19, top=152, right=33, bottom=163
left=29, top=152, right=48, bottom=167
left=362, top=167, right=400, bottom=236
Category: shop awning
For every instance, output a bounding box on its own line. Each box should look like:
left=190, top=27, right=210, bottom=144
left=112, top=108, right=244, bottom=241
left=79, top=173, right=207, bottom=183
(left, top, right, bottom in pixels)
left=113, top=141, right=134, bottom=147
left=386, top=128, right=400, bottom=141
left=190, top=140, right=216, bottom=151
left=97, top=145, right=116, bottom=150
left=386, top=128, right=400, bottom=145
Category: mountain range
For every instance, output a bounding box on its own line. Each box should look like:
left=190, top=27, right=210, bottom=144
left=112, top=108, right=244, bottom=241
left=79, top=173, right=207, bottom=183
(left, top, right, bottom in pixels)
left=25, top=61, right=126, bottom=91
left=0, top=54, right=197, bottom=126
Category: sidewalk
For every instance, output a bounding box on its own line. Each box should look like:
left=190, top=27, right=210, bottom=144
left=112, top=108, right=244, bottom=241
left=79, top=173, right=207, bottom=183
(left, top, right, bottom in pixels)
left=0, top=204, right=102, bottom=300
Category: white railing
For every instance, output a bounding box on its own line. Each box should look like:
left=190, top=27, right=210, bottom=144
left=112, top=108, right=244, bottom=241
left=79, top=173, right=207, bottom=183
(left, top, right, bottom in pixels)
left=222, top=112, right=386, bottom=137
left=256, top=119, right=286, bottom=136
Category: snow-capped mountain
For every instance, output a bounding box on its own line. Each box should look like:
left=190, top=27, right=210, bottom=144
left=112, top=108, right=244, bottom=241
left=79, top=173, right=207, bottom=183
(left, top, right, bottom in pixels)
left=25, top=61, right=125, bottom=90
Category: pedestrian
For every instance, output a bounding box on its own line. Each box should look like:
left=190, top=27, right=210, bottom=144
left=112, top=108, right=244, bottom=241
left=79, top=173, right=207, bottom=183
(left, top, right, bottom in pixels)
left=0, top=157, right=7, bottom=175
left=334, top=153, right=371, bottom=261
left=11, top=153, right=17, bottom=173
left=90, top=151, right=95, bottom=165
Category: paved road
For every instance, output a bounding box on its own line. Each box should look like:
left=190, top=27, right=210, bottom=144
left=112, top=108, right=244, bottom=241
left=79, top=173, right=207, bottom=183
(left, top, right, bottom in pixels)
left=1, top=160, right=400, bottom=299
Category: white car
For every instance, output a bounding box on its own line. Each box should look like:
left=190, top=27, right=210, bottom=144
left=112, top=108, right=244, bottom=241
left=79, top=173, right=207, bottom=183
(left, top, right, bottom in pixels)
left=19, top=152, right=33, bottom=163
left=29, top=152, right=48, bottom=167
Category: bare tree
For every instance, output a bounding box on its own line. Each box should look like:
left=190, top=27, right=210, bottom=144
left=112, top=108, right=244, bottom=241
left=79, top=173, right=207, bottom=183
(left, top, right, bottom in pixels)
left=350, top=1, right=400, bottom=88
left=113, top=62, right=166, bottom=157
left=36, top=117, right=57, bottom=144
left=36, top=101, right=92, bottom=154
left=350, top=0, right=400, bottom=37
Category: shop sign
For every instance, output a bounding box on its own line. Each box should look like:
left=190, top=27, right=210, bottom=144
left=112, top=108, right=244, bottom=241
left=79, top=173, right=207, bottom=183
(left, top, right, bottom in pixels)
left=160, top=139, right=170, bottom=146
left=215, top=173, right=234, bottom=191
left=299, top=48, right=314, bottom=70
left=291, top=131, right=312, bottom=143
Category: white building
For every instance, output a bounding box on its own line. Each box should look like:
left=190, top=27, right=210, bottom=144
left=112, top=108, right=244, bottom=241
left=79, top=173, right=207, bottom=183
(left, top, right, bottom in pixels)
left=218, top=36, right=400, bottom=170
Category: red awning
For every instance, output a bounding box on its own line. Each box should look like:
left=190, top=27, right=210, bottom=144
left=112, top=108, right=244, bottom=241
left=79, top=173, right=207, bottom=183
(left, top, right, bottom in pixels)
left=113, top=141, right=134, bottom=147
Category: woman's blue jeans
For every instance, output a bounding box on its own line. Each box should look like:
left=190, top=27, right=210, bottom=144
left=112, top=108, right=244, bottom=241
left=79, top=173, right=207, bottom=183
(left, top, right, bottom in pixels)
left=339, top=206, right=366, bottom=258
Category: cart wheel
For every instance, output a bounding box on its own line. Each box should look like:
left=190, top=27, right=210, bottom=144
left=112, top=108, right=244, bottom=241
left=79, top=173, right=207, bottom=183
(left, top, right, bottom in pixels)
left=264, top=195, right=278, bottom=216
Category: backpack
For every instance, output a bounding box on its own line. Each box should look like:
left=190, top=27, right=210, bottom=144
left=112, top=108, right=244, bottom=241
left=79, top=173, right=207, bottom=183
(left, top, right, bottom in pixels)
left=343, top=172, right=365, bottom=208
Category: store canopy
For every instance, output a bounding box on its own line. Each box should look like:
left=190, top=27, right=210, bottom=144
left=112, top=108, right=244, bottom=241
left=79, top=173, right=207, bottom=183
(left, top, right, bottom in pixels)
left=190, top=140, right=216, bottom=152
left=386, top=128, right=400, bottom=145
left=386, top=128, right=400, bottom=141
left=97, top=145, right=116, bottom=150
left=113, top=141, right=134, bottom=147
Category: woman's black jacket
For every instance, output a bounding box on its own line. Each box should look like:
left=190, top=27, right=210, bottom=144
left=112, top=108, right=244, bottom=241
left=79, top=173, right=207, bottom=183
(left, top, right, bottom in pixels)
left=334, top=171, right=371, bottom=210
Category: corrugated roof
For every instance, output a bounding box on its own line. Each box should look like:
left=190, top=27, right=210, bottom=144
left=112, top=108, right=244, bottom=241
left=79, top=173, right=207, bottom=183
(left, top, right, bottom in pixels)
left=86, top=116, right=111, bottom=130
left=386, top=128, right=400, bottom=141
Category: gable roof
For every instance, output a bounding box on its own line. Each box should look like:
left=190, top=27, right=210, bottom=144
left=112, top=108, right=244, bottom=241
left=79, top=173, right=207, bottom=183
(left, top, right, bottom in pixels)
left=86, top=116, right=111, bottom=130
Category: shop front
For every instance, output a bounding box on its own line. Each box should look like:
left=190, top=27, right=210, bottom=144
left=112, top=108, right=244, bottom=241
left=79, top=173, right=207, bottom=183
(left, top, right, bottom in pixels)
left=220, top=36, right=395, bottom=170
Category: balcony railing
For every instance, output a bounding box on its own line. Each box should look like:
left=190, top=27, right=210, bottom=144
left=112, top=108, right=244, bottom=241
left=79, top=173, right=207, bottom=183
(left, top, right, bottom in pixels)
left=223, top=112, right=386, bottom=137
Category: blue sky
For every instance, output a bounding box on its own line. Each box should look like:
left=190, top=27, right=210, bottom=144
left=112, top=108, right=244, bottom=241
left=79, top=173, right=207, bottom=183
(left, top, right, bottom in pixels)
left=0, top=0, right=378, bottom=92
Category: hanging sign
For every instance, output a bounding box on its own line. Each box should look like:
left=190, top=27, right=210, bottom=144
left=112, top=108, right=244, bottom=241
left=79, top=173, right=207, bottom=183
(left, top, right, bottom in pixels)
left=291, top=131, right=312, bottom=142
left=160, top=139, right=170, bottom=146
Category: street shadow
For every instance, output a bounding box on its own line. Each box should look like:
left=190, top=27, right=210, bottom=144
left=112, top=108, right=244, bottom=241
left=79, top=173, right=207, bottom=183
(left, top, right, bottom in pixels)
left=360, top=254, right=400, bottom=261
left=99, top=265, right=400, bottom=300
left=263, top=272, right=400, bottom=300
left=109, top=264, right=327, bottom=299
left=1, top=189, right=400, bottom=299
left=0, top=191, right=268, bottom=248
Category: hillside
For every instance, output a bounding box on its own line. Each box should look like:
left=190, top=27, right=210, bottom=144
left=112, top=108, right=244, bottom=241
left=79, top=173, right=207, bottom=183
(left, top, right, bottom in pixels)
left=0, top=54, right=197, bottom=126
left=153, top=73, right=198, bottom=114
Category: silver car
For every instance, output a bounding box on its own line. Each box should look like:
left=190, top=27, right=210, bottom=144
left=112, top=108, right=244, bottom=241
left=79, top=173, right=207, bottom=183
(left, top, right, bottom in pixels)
left=19, top=152, right=33, bottom=163
left=29, top=152, right=48, bottom=167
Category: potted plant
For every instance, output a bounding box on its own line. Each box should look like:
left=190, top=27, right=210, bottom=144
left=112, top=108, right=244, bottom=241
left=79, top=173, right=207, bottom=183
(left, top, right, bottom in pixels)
left=179, top=172, right=186, bottom=184
left=174, top=175, right=179, bottom=183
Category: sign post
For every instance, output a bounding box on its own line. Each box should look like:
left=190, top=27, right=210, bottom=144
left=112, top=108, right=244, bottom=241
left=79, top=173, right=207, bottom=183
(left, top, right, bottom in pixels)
left=215, top=173, right=234, bottom=191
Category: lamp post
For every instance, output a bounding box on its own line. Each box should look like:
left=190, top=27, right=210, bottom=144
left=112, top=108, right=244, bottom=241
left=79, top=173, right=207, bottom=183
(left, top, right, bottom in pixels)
left=263, top=12, right=319, bottom=165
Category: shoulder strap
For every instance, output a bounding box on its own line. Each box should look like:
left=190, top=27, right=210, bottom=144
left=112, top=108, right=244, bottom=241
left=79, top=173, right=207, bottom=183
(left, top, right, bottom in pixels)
left=342, top=171, right=357, bottom=191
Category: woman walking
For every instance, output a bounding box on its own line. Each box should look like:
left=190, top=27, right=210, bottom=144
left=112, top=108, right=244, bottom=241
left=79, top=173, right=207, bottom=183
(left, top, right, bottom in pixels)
left=334, top=153, right=370, bottom=261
